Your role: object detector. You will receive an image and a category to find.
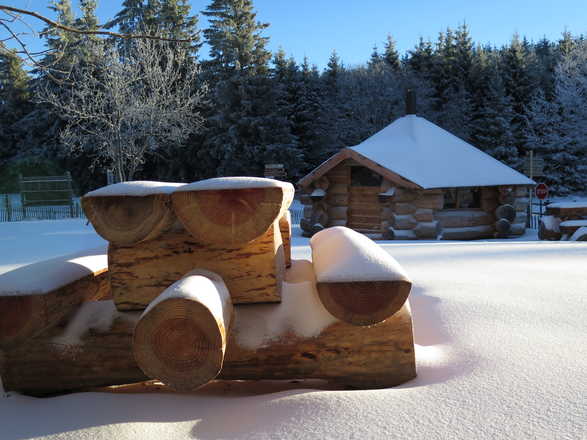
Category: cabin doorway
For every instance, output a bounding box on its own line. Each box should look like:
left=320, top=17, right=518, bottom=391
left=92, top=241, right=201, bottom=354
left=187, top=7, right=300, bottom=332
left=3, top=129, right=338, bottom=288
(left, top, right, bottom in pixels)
left=347, top=166, right=382, bottom=232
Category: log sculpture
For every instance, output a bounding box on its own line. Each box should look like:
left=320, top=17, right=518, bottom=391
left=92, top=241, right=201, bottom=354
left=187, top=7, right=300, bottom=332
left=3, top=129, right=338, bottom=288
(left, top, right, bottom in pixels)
left=133, top=270, right=233, bottom=392
left=0, top=248, right=110, bottom=347
left=171, top=177, right=294, bottom=246
left=1, top=261, right=415, bottom=395
left=310, top=227, right=411, bottom=326
left=82, top=181, right=184, bottom=245
left=109, top=220, right=284, bottom=310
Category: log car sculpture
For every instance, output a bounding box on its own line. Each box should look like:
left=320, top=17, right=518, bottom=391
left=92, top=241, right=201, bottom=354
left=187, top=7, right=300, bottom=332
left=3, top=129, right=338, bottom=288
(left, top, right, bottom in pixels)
left=0, top=177, right=416, bottom=396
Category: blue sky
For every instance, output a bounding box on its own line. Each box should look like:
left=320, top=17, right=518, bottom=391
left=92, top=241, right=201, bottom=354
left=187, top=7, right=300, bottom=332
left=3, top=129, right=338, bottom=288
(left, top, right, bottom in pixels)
left=4, top=0, right=587, bottom=69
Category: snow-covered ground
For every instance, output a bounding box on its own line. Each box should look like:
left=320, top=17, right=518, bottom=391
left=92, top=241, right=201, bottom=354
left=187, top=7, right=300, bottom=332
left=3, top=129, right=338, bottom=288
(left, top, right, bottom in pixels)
left=1, top=220, right=586, bottom=440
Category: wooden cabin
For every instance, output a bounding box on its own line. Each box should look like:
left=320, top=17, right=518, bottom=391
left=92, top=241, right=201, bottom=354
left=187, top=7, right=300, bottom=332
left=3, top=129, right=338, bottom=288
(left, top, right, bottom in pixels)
left=298, top=113, right=535, bottom=240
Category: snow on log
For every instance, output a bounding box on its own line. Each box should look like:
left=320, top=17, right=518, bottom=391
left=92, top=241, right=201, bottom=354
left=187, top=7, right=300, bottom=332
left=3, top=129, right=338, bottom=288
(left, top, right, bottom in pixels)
left=279, top=211, right=292, bottom=268
left=559, top=220, right=587, bottom=237
left=546, top=201, right=587, bottom=217
left=82, top=181, right=184, bottom=245
left=538, top=216, right=562, bottom=241
left=1, top=262, right=415, bottom=395
left=0, top=247, right=110, bottom=347
left=310, top=227, right=411, bottom=325
left=133, top=270, right=233, bottom=392
left=109, top=221, right=284, bottom=310
left=171, top=177, right=294, bottom=246
left=569, top=226, right=587, bottom=241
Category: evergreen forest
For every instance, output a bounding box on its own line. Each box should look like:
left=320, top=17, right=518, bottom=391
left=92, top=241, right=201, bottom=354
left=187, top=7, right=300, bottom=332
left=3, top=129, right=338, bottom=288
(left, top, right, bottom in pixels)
left=1, top=0, right=586, bottom=195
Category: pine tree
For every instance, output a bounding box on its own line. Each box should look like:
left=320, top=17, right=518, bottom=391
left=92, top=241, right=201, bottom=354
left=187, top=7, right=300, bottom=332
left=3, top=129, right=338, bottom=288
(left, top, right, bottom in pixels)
left=201, top=0, right=300, bottom=178
left=383, top=35, right=401, bottom=71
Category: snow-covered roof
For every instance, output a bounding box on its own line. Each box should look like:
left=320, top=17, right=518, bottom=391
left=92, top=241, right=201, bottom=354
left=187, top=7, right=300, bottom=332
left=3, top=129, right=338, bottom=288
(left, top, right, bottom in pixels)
left=300, top=115, right=535, bottom=189
left=350, top=115, right=534, bottom=189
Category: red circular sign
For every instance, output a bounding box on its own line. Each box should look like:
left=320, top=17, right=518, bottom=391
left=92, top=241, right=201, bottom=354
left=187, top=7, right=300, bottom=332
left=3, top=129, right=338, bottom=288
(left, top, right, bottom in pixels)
left=535, top=183, right=549, bottom=200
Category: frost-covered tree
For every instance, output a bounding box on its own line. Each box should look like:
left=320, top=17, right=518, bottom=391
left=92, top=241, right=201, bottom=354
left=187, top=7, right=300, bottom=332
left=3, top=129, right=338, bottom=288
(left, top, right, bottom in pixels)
left=36, top=39, right=207, bottom=182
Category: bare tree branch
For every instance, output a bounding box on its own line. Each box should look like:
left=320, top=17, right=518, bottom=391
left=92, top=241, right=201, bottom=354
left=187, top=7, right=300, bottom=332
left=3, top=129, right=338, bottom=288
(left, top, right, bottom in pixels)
left=0, top=5, right=198, bottom=42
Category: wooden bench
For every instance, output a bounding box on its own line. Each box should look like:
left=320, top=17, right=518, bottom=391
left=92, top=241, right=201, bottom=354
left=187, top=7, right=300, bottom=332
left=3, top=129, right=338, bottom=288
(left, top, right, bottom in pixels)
left=543, top=202, right=587, bottom=241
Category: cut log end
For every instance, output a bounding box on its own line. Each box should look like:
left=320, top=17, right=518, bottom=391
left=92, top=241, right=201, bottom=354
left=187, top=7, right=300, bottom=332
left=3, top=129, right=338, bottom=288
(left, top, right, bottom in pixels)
left=133, top=298, right=225, bottom=392
left=316, top=280, right=412, bottom=326
left=0, top=296, right=34, bottom=345
left=172, top=186, right=292, bottom=245
left=82, top=194, right=175, bottom=245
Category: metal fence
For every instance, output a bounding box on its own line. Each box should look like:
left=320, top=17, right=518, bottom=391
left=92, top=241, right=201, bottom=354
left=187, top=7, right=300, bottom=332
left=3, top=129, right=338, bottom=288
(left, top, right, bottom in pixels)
left=1, top=194, right=85, bottom=222
left=528, top=201, right=546, bottom=229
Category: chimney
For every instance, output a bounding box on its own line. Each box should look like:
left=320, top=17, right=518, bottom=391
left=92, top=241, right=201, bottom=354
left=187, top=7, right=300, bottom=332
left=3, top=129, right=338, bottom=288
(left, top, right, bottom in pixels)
left=405, top=89, right=417, bottom=115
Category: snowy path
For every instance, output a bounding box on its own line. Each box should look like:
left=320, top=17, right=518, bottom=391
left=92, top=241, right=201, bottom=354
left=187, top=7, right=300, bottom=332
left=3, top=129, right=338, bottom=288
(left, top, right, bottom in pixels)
left=0, top=221, right=585, bottom=439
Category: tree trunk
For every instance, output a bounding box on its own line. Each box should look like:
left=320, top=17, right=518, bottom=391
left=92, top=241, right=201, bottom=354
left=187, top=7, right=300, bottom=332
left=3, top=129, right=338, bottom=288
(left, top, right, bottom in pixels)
left=0, top=301, right=415, bottom=396
left=133, top=270, right=233, bottom=392
left=82, top=193, right=177, bottom=245
left=109, top=222, right=284, bottom=310
left=0, top=271, right=110, bottom=348
left=171, top=184, right=294, bottom=246
left=311, top=227, right=411, bottom=325
left=279, top=211, right=292, bottom=268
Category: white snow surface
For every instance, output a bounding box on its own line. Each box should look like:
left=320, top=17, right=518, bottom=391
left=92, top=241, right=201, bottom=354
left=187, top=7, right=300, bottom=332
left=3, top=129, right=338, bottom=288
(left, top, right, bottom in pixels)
left=84, top=181, right=185, bottom=197
left=0, top=245, right=107, bottom=296
left=1, top=220, right=586, bottom=440
left=541, top=215, right=561, bottom=231
left=310, top=226, right=409, bottom=283
left=235, top=259, right=337, bottom=349
left=142, top=269, right=232, bottom=331
left=175, top=176, right=292, bottom=192
left=350, top=115, right=535, bottom=188
left=560, top=219, right=587, bottom=227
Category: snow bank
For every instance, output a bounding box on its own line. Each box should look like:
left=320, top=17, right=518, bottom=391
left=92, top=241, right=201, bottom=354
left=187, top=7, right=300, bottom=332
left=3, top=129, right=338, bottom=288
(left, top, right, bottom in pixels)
left=175, top=176, right=292, bottom=192
left=235, top=260, right=337, bottom=349
left=310, top=226, right=409, bottom=283
left=0, top=246, right=107, bottom=296
left=541, top=215, right=561, bottom=232
left=84, top=181, right=185, bottom=197
left=141, top=269, right=231, bottom=328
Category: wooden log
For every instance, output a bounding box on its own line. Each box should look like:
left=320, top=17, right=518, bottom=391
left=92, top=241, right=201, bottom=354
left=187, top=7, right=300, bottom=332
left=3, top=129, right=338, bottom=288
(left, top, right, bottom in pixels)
left=414, top=208, right=434, bottom=222
left=327, top=206, right=348, bottom=221
left=171, top=178, right=294, bottom=246
left=392, top=214, right=417, bottom=230
left=314, top=176, right=330, bottom=191
left=299, top=194, right=312, bottom=206
left=303, top=206, right=313, bottom=219
left=133, top=270, right=233, bottom=392
left=414, top=221, right=440, bottom=239
left=392, top=188, right=418, bottom=203
left=545, top=203, right=587, bottom=217
left=82, top=182, right=183, bottom=245
left=279, top=211, right=292, bottom=268
left=495, top=204, right=516, bottom=222
left=326, top=193, right=348, bottom=206
left=481, top=197, right=498, bottom=213
left=0, top=250, right=111, bottom=348
left=569, top=226, right=587, bottom=241
left=328, top=219, right=347, bottom=227
left=437, top=209, right=493, bottom=228
left=394, top=202, right=417, bottom=215
left=415, top=194, right=443, bottom=210
left=328, top=183, right=348, bottom=195
left=109, top=222, right=284, bottom=310
left=310, top=227, right=411, bottom=325
left=538, top=216, right=562, bottom=241
left=514, top=186, right=529, bottom=197
left=510, top=222, right=526, bottom=236
left=440, top=225, right=494, bottom=240
left=481, top=187, right=498, bottom=200
left=1, top=298, right=415, bottom=395
left=560, top=220, right=587, bottom=237
left=381, top=206, right=393, bottom=220
left=495, top=218, right=511, bottom=235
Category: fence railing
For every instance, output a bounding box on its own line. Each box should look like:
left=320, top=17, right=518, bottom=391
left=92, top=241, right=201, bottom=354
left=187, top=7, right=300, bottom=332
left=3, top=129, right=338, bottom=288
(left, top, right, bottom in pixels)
left=1, top=195, right=85, bottom=222
left=528, top=201, right=546, bottom=230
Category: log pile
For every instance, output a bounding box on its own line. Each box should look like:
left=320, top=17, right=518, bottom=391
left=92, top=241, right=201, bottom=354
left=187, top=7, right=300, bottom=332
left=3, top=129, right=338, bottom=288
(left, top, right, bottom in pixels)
left=540, top=202, right=587, bottom=241
left=0, top=178, right=417, bottom=395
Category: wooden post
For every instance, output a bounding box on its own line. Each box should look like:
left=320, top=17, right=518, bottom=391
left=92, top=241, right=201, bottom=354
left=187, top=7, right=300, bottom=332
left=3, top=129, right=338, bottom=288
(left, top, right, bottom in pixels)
left=279, top=211, right=292, bottom=268
left=311, top=227, right=411, bottom=325
left=133, top=270, right=233, bottom=392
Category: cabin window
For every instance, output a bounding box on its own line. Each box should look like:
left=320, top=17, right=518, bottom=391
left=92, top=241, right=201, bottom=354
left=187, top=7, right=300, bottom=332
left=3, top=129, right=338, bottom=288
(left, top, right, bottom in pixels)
left=350, top=167, right=382, bottom=187
left=443, top=188, right=481, bottom=209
